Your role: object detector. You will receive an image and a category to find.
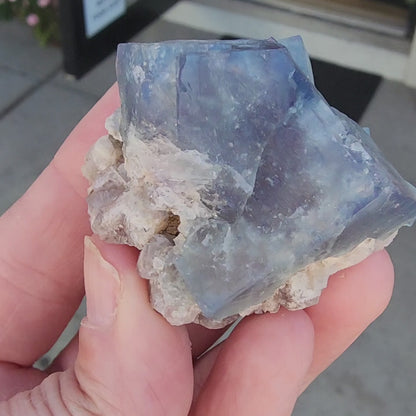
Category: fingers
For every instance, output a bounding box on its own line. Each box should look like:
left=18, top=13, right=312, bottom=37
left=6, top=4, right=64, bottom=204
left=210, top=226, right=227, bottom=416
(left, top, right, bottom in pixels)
left=52, top=83, right=120, bottom=196
left=0, top=85, right=119, bottom=366
left=0, top=169, right=89, bottom=366
left=0, top=238, right=194, bottom=415
left=192, top=311, right=314, bottom=416
left=301, top=249, right=394, bottom=390
left=0, top=246, right=395, bottom=414
left=0, top=363, right=46, bottom=401
left=50, top=283, right=229, bottom=372
left=192, top=249, right=394, bottom=416
left=75, top=237, right=194, bottom=415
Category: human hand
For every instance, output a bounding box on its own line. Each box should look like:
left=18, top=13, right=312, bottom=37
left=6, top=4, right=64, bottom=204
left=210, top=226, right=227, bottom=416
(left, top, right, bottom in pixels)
left=0, top=85, right=394, bottom=416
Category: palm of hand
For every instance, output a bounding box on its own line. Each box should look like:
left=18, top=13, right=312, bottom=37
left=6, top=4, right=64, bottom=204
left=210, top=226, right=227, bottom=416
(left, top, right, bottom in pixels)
left=0, top=85, right=393, bottom=416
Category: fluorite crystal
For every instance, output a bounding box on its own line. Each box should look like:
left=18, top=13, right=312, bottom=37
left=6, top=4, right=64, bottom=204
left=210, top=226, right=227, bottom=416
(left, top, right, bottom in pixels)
left=83, top=37, right=416, bottom=328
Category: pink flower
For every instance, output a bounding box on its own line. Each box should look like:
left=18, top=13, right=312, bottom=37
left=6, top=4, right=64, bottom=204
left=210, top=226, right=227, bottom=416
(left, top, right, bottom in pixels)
left=37, top=0, right=50, bottom=7
left=26, top=13, right=40, bottom=27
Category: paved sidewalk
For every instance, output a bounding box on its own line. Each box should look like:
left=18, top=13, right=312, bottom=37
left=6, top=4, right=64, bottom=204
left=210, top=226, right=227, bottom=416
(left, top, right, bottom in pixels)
left=1, top=17, right=416, bottom=416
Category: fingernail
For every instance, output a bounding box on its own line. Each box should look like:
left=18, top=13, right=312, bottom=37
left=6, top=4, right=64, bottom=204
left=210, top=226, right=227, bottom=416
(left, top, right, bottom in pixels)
left=83, top=236, right=120, bottom=328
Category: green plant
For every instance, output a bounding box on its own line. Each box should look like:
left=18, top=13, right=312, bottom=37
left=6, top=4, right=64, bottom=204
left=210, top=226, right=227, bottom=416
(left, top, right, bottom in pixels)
left=0, top=0, right=60, bottom=46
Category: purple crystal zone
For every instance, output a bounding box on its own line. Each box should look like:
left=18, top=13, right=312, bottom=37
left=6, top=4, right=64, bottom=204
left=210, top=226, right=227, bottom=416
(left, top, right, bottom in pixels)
left=116, top=37, right=416, bottom=320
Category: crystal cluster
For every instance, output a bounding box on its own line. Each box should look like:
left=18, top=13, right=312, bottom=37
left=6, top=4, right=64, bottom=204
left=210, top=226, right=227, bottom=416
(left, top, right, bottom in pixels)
left=83, top=37, right=416, bottom=328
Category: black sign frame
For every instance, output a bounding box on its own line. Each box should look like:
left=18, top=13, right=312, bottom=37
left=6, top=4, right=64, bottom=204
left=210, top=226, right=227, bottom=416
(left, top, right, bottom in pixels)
left=59, top=0, right=177, bottom=78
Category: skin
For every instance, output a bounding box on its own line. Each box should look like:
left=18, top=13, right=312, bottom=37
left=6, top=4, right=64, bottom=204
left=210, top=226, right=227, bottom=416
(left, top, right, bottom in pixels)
left=0, top=85, right=394, bottom=415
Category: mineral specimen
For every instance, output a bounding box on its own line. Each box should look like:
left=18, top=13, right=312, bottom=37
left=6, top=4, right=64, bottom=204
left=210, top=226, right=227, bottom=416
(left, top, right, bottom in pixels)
left=83, top=37, right=416, bottom=328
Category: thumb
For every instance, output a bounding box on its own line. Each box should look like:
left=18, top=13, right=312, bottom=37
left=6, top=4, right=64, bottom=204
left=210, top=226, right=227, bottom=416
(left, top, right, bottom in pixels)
left=0, top=238, right=193, bottom=416
left=74, top=236, right=193, bottom=415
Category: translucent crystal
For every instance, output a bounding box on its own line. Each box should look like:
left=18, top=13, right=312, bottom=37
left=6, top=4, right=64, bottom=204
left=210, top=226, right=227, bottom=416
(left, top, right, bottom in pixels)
left=84, top=37, right=416, bottom=328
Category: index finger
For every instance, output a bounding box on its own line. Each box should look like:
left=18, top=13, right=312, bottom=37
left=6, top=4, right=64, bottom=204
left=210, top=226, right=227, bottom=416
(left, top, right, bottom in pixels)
left=0, top=84, right=119, bottom=366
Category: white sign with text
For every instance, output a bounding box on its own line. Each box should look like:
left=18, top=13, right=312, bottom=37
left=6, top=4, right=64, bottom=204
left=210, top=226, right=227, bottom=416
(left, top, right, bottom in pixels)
left=83, top=0, right=127, bottom=38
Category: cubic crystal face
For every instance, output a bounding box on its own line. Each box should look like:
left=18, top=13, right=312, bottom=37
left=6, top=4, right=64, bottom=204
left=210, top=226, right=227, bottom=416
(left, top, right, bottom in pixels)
left=84, top=37, right=416, bottom=328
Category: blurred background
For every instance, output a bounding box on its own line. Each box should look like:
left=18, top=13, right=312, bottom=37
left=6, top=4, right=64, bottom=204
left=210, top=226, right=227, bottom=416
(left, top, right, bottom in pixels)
left=1, top=1, right=415, bottom=415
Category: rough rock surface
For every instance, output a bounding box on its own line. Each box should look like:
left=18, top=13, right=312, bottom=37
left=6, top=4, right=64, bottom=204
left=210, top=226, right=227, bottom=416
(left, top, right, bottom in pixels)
left=83, top=37, right=416, bottom=328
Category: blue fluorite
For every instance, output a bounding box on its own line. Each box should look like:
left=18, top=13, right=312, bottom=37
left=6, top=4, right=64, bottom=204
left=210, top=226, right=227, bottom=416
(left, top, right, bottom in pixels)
left=116, top=37, right=416, bottom=320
